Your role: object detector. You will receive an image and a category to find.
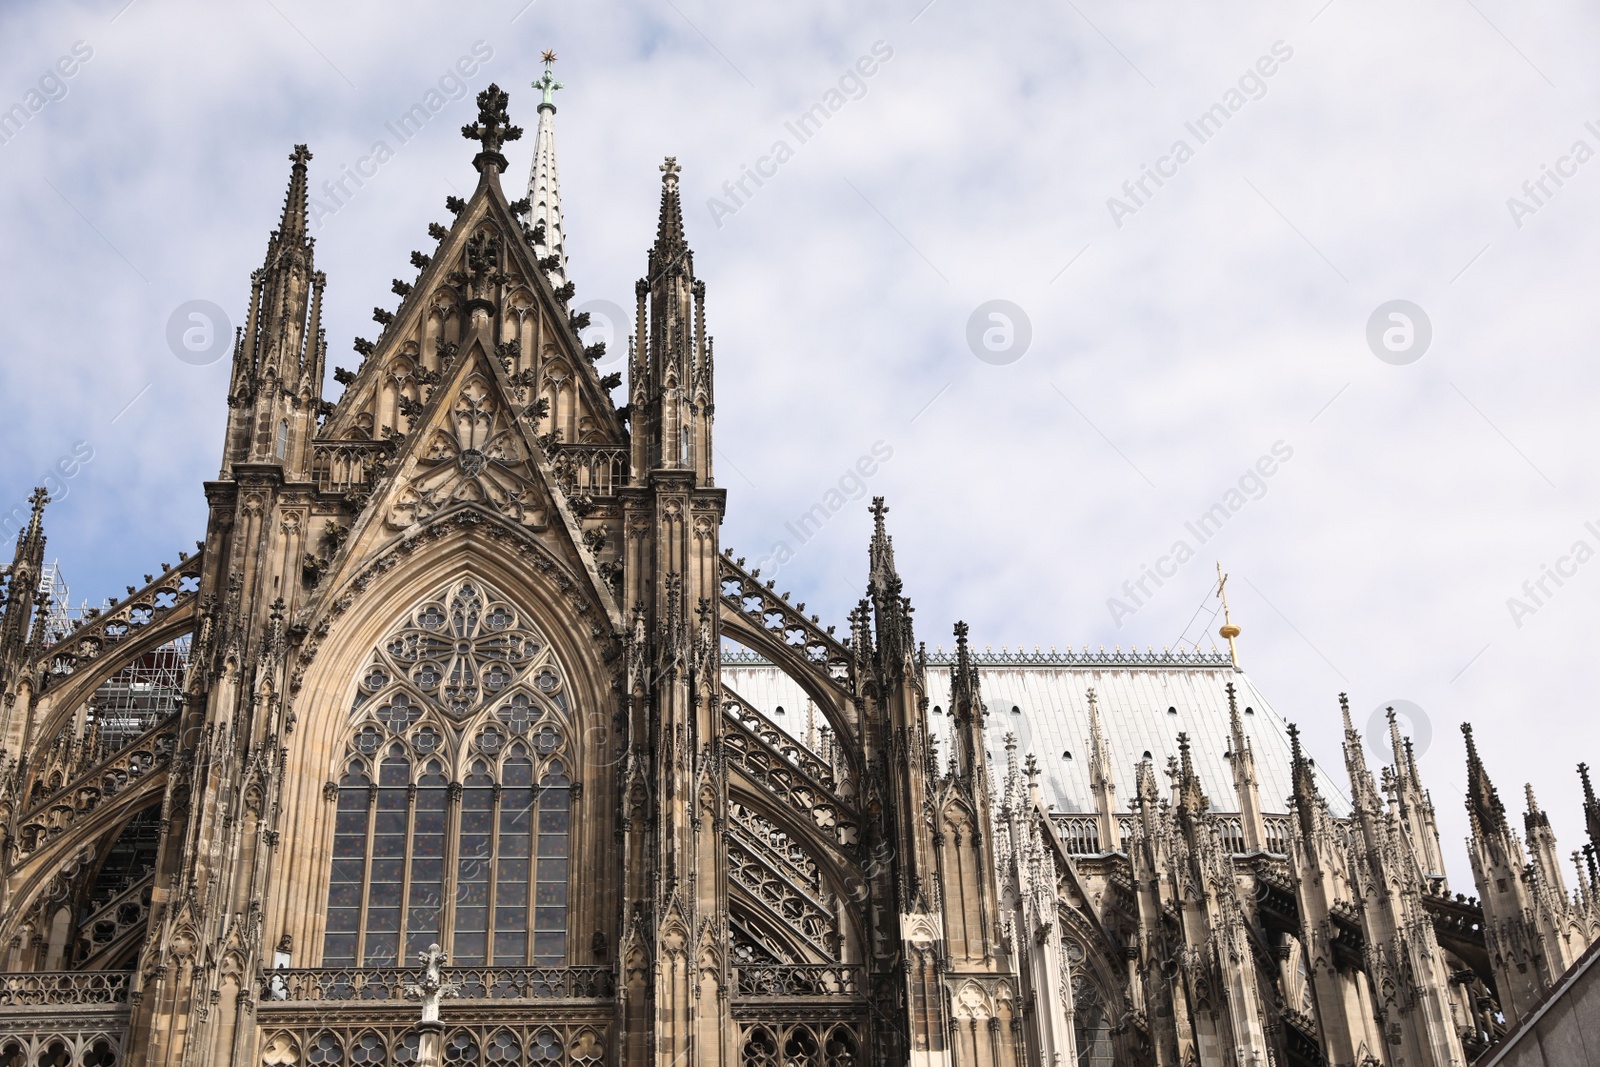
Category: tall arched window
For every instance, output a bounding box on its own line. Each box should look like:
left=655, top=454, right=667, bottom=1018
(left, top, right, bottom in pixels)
left=323, top=577, right=575, bottom=968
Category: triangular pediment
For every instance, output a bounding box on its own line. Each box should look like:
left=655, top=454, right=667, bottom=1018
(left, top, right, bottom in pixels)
left=319, top=165, right=623, bottom=447
left=306, top=331, right=622, bottom=632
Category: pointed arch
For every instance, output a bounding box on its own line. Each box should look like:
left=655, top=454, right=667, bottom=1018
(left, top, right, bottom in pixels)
left=309, top=573, right=582, bottom=969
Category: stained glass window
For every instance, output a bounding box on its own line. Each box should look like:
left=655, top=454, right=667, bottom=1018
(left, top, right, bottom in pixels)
left=321, top=576, right=574, bottom=969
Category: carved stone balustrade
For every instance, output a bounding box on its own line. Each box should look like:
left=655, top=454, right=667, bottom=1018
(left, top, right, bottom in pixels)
left=0, top=971, right=131, bottom=1007
left=551, top=444, right=629, bottom=497
left=259, top=966, right=615, bottom=1003
left=732, top=965, right=864, bottom=998
left=311, top=440, right=396, bottom=494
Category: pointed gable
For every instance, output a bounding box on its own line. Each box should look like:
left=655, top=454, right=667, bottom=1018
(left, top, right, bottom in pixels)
left=320, top=87, right=621, bottom=452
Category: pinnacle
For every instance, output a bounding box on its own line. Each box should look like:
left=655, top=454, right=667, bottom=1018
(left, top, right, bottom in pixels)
left=463, top=83, right=522, bottom=175
left=653, top=156, right=687, bottom=253
left=1463, top=722, right=1509, bottom=837
left=278, top=144, right=312, bottom=244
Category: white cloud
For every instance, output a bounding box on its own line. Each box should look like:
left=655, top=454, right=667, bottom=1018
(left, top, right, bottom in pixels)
left=3, top=0, right=1599, bottom=889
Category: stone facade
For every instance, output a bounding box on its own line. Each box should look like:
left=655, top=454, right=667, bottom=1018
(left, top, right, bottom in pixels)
left=0, top=81, right=1597, bottom=1067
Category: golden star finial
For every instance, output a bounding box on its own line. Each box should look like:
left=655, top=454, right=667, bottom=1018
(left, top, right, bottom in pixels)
left=542, top=50, right=558, bottom=65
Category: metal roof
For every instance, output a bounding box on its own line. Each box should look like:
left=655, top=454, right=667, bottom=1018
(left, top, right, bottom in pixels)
left=721, top=650, right=1350, bottom=819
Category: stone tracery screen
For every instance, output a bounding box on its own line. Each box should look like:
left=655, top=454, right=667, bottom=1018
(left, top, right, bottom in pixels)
left=322, top=577, right=573, bottom=968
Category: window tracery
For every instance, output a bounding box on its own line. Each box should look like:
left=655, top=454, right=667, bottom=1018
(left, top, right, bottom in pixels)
left=737, top=1025, right=858, bottom=1067
left=323, top=577, right=573, bottom=969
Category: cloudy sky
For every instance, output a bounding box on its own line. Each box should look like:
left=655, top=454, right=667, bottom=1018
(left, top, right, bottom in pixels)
left=3, top=0, right=1599, bottom=889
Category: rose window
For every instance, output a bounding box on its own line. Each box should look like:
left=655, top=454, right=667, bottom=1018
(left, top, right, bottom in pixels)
left=374, top=579, right=545, bottom=720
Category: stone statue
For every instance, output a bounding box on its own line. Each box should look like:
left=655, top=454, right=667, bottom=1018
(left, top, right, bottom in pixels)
left=404, top=943, right=459, bottom=1025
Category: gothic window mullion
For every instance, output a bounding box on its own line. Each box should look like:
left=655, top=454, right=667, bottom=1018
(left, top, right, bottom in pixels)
left=407, top=763, right=449, bottom=961
left=453, top=761, right=496, bottom=965
left=322, top=762, right=371, bottom=967
left=397, top=780, right=417, bottom=960
left=363, top=749, right=411, bottom=966
left=496, top=748, right=535, bottom=966
left=358, top=780, right=378, bottom=965
left=441, top=779, right=464, bottom=959
left=489, top=779, right=503, bottom=966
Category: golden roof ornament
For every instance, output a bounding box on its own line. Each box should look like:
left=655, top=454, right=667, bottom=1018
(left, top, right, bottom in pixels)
left=1216, top=561, right=1241, bottom=669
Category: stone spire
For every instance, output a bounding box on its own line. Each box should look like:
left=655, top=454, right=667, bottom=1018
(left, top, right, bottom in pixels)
left=1223, top=680, right=1266, bottom=852
left=1463, top=722, right=1509, bottom=840
left=1523, top=784, right=1570, bottom=904
left=526, top=51, right=567, bottom=287
left=1383, top=706, right=1449, bottom=886
left=0, top=489, right=48, bottom=671
left=867, top=495, right=897, bottom=594
left=1288, top=722, right=1318, bottom=841
left=223, top=145, right=325, bottom=479
left=631, top=156, right=711, bottom=483
left=1085, top=688, right=1119, bottom=853
left=1339, top=692, right=1382, bottom=814
left=1580, top=762, right=1600, bottom=860
left=654, top=155, right=687, bottom=255
left=949, top=621, right=986, bottom=794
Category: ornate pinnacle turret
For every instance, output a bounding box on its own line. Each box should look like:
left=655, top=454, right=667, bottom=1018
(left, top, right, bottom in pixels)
left=949, top=621, right=986, bottom=791
left=1288, top=723, right=1321, bottom=840
left=632, top=154, right=712, bottom=483
left=280, top=144, right=312, bottom=244
left=1086, top=688, right=1120, bottom=853
left=654, top=156, right=686, bottom=255
left=526, top=52, right=567, bottom=286
left=1224, top=680, right=1266, bottom=851
left=462, top=83, right=522, bottom=175
left=1339, top=692, right=1381, bottom=813
left=225, top=146, right=324, bottom=476
left=1001, top=732, right=1021, bottom=814
left=867, top=496, right=897, bottom=593
left=1175, top=731, right=1207, bottom=814
left=1580, top=763, right=1600, bottom=858
left=1, top=489, right=48, bottom=665
left=1463, top=723, right=1509, bottom=838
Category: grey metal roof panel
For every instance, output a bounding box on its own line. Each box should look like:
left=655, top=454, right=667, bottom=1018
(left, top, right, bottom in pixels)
left=720, top=657, right=1350, bottom=819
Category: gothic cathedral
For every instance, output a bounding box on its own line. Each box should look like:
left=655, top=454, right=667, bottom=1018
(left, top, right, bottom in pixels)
left=1, top=73, right=1597, bottom=1067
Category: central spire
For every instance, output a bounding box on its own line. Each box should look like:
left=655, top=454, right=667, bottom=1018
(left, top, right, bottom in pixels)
left=526, top=51, right=567, bottom=286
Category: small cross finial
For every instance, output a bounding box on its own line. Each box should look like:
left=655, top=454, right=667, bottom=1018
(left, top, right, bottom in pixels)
left=462, top=83, right=523, bottom=172
left=534, top=51, right=563, bottom=109
left=660, top=156, right=681, bottom=187
left=27, top=488, right=49, bottom=513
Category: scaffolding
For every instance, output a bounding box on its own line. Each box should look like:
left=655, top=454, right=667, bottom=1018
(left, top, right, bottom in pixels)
left=87, top=635, right=192, bottom=753
left=35, top=560, right=77, bottom=645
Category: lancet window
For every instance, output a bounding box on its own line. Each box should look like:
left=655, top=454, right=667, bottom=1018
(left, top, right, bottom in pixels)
left=323, top=577, right=573, bottom=968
